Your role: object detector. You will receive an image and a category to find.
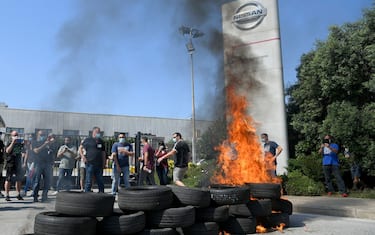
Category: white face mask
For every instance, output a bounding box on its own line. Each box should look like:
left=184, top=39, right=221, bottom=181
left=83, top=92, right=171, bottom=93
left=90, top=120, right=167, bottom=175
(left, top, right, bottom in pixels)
left=261, top=138, right=266, bottom=143
left=172, top=138, right=177, bottom=143
left=119, top=138, right=125, bottom=143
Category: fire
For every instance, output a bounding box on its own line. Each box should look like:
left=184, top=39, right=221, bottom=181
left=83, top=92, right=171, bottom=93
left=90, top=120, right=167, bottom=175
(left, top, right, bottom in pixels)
left=256, top=225, right=267, bottom=233
left=212, top=80, right=281, bottom=185
left=275, top=223, right=285, bottom=232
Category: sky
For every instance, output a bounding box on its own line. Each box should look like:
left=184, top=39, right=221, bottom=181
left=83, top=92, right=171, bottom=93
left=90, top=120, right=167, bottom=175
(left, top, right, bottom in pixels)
left=0, top=0, right=373, bottom=120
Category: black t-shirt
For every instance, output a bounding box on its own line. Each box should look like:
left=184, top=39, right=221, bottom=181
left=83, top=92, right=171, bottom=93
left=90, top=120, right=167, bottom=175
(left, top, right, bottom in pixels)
left=0, top=140, right=4, bottom=164
left=5, top=142, right=24, bottom=167
left=173, top=140, right=190, bottom=168
left=32, top=140, right=56, bottom=165
left=82, top=137, right=105, bottom=167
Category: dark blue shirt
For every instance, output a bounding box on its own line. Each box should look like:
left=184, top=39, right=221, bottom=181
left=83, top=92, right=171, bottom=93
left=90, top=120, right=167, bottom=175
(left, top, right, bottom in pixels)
left=111, top=142, right=132, bottom=167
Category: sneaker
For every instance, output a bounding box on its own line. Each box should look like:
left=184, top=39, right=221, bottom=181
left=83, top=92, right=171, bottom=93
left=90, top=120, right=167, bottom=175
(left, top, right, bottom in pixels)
left=33, top=197, right=38, bottom=202
left=51, top=191, right=59, bottom=196
left=17, top=194, right=24, bottom=200
left=341, top=193, right=348, bottom=197
left=327, top=192, right=332, bottom=196
left=5, top=196, right=11, bottom=201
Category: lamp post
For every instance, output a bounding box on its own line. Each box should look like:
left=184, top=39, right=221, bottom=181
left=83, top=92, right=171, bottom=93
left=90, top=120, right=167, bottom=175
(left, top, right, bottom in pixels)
left=179, top=26, right=204, bottom=164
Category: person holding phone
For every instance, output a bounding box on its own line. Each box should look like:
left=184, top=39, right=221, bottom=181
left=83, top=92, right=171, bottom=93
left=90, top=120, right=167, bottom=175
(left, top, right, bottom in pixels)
left=319, top=134, right=348, bottom=197
left=4, top=131, right=24, bottom=201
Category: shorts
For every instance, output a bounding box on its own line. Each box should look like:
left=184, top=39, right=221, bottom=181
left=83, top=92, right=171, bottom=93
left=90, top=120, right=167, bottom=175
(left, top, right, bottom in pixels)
left=173, top=166, right=188, bottom=182
left=80, top=167, right=86, bottom=181
left=5, top=164, right=24, bottom=182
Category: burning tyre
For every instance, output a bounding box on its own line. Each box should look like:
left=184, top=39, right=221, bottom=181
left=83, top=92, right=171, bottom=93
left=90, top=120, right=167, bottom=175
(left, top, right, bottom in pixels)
left=209, top=185, right=250, bottom=205
left=220, top=216, right=257, bottom=234
left=247, top=183, right=282, bottom=199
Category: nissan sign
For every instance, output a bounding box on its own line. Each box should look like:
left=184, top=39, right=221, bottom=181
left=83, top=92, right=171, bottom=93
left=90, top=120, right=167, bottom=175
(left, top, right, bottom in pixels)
left=232, top=1, right=267, bottom=30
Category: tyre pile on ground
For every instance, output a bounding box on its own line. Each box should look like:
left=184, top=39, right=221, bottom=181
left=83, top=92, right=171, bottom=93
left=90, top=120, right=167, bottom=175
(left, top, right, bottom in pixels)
left=32, top=183, right=292, bottom=235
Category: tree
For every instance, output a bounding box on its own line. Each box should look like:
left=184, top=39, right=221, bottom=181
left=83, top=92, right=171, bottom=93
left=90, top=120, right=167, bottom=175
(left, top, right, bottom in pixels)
left=287, top=4, right=375, bottom=176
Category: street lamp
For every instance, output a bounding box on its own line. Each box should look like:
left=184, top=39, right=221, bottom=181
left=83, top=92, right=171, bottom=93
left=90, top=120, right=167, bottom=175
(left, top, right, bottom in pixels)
left=179, top=26, right=204, bottom=164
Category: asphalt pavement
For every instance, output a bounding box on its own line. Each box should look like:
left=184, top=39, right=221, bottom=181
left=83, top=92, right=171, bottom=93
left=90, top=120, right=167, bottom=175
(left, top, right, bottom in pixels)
left=0, top=189, right=374, bottom=235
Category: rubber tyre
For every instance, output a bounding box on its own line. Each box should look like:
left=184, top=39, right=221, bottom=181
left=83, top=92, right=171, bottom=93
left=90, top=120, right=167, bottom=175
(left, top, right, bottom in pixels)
left=228, top=203, right=252, bottom=217
left=247, top=199, right=272, bottom=217
left=167, top=185, right=211, bottom=208
left=246, top=183, right=281, bottom=199
left=183, top=222, right=219, bottom=235
left=195, top=205, right=229, bottom=222
left=97, top=210, right=146, bottom=235
left=257, top=212, right=290, bottom=228
left=135, top=228, right=178, bottom=235
left=55, top=191, right=115, bottom=217
left=220, top=216, right=257, bottom=234
left=271, top=198, right=293, bottom=215
left=34, top=211, right=97, bottom=235
left=209, top=185, right=250, bottom=205
left=146, top=206, right=195, bottom=228
left=118, top=185, right=173, bottom=211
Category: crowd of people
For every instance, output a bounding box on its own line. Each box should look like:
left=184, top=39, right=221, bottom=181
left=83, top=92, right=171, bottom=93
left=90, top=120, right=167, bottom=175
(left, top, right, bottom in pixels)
left=0, top=127, right=356, bottom=201
left=0, top=127, right=191, bottom=202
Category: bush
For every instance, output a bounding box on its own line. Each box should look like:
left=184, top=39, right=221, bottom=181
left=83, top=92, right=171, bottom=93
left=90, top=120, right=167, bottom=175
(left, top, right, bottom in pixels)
left=284, top=171, right=325, bottom=196
left=182, top=159, right=216, bottom=188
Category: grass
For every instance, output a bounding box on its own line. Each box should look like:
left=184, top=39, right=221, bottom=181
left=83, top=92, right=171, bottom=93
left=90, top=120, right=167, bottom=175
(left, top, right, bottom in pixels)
left=347, top=188, right=375, bottom=199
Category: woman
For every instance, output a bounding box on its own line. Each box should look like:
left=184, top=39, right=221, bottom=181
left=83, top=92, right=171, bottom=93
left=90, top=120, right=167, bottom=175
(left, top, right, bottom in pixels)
left=154, top=141, right=169, bottom=185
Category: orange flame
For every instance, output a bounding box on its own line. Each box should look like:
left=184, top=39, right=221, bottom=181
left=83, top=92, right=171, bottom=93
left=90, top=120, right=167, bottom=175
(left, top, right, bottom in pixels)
left=275, top=223, right=285, bottom=232
left=212, top=80, right=281, bottom=185
left=256, top=225, right=268, bottom=233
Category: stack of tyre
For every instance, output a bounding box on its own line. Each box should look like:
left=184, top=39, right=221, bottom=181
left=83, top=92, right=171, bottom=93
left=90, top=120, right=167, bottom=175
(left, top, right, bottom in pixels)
left=32, top=184, right=292, bottom=234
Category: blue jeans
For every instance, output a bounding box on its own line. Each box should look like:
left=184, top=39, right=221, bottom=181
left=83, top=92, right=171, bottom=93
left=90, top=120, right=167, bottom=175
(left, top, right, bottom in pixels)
left=111, top=165, right=130, bottom=195
left=85, top=163, right=104, bottom=193
left=323, top=165, right=347, bottom=193
left=24, top=162, right=36, bottom=192
left=156, top=166, right=169, bottom=185
left=56, top=168, right=73, bottom=191
left=33, top=163, right=53, bottom=200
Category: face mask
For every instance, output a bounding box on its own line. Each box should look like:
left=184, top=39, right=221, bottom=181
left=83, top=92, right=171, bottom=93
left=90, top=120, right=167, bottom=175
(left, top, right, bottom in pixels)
left=119, top=138, right=125, bottom=143
left=95, top=133, right=101, bottom=139
left=28, top=137, right=33, bottom=141
left=261, top=138, right=266, bottom=143
left=172, top=138, right=177, bottom=143
left=39, top=136, right=45, bottom=142
left=12, top=136, right=17, bottom=140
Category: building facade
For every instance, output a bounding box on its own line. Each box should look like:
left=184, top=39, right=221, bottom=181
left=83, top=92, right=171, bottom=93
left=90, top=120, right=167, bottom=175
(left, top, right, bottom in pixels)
left=0, top=105, right=211, bottom=144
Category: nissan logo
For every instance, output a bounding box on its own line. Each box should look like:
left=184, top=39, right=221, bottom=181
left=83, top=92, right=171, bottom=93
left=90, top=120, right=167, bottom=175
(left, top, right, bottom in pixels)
left=232, top=1, right=267, bottom=30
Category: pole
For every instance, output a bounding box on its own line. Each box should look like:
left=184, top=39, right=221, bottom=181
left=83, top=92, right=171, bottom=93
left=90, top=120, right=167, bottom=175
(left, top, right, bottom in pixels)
left=190, top=52, right=196, bottom=164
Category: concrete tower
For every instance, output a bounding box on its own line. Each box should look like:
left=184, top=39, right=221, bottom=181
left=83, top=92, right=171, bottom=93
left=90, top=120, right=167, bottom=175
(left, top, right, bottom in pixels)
left=222, top=0, right=288, bottom=174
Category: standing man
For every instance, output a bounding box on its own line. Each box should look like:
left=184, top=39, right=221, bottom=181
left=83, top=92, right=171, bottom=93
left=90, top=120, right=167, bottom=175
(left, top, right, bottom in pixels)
left=53, top=137, right=77, bottom=194
left=4, top=131, right=24, bottom=201
left=260, top=133, right=283, bottom=177
left=319, top=135, right=348, bottom=197
left=110, top=133, right=133, bottom=195
left=0, top=132, right=5, bottom=198
left=32, top=130, right=57, bottom=202
left=138, top=136, right=155, bottom=185
left=157, top=132, right=190, bottom=186
left=80, top=127, right=106, bottom=193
